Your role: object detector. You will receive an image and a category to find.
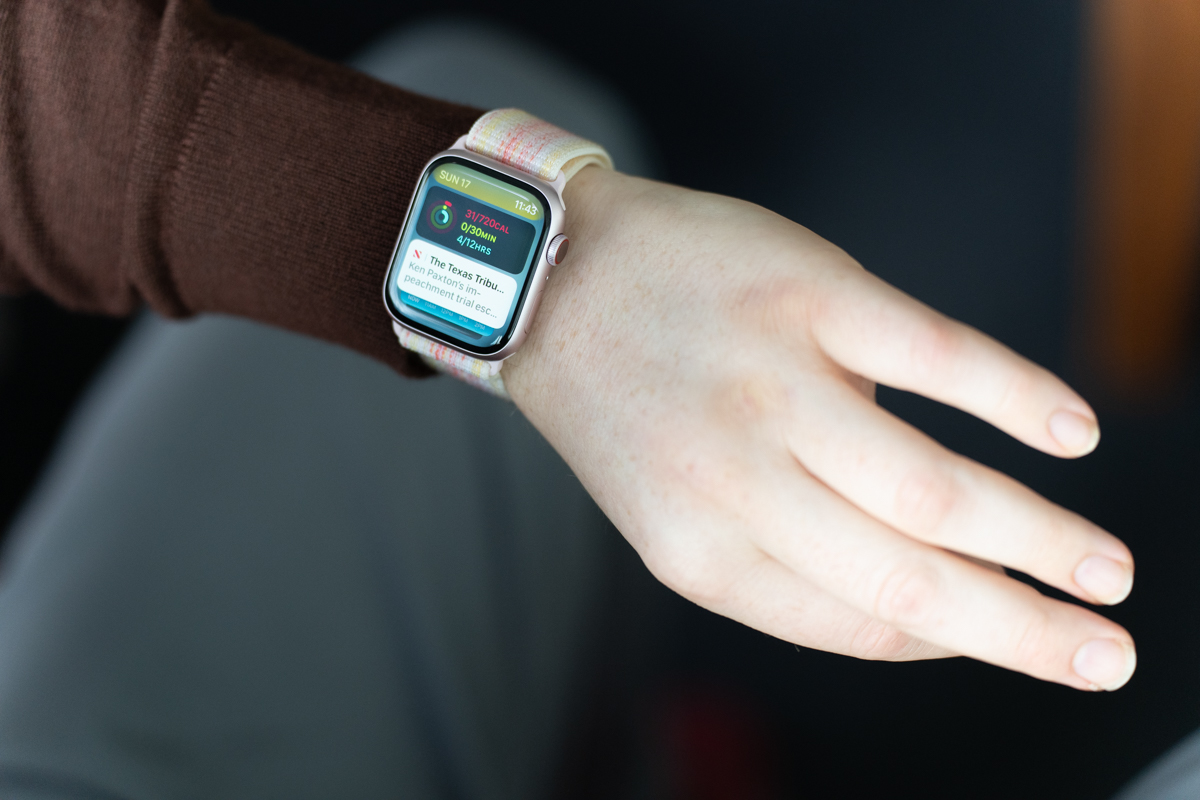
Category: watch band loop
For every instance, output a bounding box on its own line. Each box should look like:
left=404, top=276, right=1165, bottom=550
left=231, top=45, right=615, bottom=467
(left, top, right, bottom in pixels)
left=395, top=323, right=510, bottom=399
left=465, top=108, right=614, bottom=182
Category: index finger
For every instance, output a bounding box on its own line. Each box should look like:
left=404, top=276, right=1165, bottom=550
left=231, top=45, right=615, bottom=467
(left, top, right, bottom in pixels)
left=809, top=269, right=1100, bottom=458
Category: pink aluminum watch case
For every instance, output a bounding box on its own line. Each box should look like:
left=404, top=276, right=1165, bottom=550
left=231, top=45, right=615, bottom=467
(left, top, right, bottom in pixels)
left=381, top=136, right=568, bottom=362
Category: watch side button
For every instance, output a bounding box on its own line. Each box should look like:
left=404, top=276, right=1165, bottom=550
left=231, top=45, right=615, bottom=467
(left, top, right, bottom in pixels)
left=546, top=234, right=569, bottom=266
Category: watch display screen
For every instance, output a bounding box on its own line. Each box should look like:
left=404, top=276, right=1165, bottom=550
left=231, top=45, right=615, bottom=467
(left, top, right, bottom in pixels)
left=385, top=157, right=549, bottom=353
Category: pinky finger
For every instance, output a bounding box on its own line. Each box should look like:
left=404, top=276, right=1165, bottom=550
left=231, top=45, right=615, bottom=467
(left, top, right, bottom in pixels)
left=656, top=540, right=955, bottom=662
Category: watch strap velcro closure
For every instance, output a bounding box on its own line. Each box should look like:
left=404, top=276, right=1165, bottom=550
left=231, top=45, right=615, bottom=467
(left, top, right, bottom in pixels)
left=465, top=108, right=614, bottom=182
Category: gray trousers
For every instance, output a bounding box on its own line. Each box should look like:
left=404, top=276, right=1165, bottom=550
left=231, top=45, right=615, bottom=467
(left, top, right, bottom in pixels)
left=0, top=24, right=652, bottom=800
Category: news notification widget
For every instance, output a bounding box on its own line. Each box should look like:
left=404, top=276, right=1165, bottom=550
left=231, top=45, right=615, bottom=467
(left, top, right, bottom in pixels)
left=395, top=240, right=518, bottom=336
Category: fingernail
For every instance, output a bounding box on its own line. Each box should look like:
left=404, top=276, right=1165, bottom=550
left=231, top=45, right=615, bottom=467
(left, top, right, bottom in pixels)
left=1074, top=555, right=1134, bottom=605
left=1048, top=411, right=1100, bottom=455
left=1073, top=638, right=1137, bottom=691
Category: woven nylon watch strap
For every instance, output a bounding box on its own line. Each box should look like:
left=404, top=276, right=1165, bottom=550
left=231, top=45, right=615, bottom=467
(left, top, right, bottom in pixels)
left=396, top=109, right=613, bottom=399
left=465, top=108, right=613, bottom=181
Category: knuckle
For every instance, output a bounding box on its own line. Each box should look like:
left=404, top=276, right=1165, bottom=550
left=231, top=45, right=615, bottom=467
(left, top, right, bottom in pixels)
left=848, top=619, right=922, bottom=661
left=993, top=366, right=1039, bottom=418
left=1014, top=516, right=1060, bottom=573
left=716, top=375, right=788, bottom=427
left=893, top=467, right=961, bottom=540
left=753, top=280, right=812, bottom=338
left=873, top=562, right=944, bottom=628
left=1009, top=607, right=1057, bottom=674
left=642, top=539, right=726, bottom=606
left=909, top=318, right=965, bottom=383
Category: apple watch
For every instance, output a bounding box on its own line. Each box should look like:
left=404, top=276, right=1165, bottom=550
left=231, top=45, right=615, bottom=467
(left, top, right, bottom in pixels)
left=382, top=109, right=613, bottom=397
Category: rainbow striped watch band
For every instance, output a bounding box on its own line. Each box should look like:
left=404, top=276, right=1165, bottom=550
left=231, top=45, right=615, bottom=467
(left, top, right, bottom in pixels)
left=396, top=109, right=613, bottom=399
left=465, top=108, right=613, bottom=182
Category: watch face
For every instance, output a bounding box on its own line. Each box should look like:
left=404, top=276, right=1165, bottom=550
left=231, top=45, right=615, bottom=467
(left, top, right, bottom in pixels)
left=385, top=156, right=550, bottom=354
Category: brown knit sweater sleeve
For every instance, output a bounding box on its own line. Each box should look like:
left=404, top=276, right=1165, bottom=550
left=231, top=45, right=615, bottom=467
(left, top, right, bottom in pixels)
left=0, top=0, right=483, bottom=374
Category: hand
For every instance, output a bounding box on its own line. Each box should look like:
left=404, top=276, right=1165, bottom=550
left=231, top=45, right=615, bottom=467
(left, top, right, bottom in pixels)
left=505, top=167, right=1136, bottom=691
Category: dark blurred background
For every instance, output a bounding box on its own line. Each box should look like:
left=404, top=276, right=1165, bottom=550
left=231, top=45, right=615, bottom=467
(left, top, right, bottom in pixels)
left=2, top=2, right=1198, bottom=798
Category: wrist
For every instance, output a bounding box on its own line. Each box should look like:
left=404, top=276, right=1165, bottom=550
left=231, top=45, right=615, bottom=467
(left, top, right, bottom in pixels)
left=504, top=166, right=639, bottom=407
left=561, top=162, right=621, bottom=208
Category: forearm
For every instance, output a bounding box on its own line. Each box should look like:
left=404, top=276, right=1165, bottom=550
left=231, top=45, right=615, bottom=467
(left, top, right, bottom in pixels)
left=0, top=0, right=481, bottom=373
